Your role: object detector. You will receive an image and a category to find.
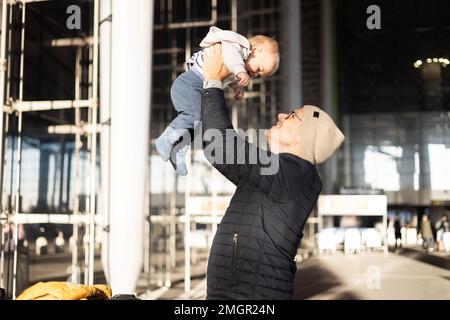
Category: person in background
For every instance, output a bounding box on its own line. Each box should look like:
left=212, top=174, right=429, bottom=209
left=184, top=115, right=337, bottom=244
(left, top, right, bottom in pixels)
left=420, top=215, right=434, bottom=253
left=394, top=216, right=402, bottom=253
left=434, top=215, right=449, bottom=252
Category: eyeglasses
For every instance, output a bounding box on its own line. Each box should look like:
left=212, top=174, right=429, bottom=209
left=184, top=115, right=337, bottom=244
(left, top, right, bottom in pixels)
left=285, top=111, right=302, bottom=123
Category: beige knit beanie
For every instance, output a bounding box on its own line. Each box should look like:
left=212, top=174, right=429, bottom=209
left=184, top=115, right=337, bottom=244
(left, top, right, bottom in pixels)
left=297, top=105, right=345, bottom=164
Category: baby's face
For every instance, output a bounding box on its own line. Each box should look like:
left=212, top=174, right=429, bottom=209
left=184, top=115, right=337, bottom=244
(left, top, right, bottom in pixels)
left=245, top=44, right=278, bottom=78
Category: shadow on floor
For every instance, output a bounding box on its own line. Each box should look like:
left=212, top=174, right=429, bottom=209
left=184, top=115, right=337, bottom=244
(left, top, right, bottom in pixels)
left=292, top=257, right=361, bottom=300
left=391, top=246, right=450, bottom=270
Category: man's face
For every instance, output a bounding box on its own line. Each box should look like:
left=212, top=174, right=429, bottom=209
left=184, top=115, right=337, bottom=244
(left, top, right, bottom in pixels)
left=266, top=107, right=304, bottom=152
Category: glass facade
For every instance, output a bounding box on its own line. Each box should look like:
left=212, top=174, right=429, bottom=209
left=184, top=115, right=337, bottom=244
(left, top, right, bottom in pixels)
left=337, top=0, right=450, bottom=206
left=342, top=111, right=450, bottom=204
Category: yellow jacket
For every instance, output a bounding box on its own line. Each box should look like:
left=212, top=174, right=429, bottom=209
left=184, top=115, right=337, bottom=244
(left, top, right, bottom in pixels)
left=16, top=282, right=112, bottom=300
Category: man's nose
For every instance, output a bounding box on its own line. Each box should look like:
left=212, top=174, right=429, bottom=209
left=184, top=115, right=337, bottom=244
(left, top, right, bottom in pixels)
left=278, top=113, right=287, bottom=121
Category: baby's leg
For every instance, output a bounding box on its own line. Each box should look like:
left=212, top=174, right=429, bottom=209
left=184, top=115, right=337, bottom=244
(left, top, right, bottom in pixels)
left=155, top=72, right=195, bottom=161
left=156, top=70, right=202, bottom=175
left=167, top=71, right=203, bottom=175
left=169, top=70, right=202, bottom=130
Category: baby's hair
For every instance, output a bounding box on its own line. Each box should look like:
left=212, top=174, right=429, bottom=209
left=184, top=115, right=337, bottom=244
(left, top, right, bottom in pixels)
left=248, top=35, right=280, bottom=76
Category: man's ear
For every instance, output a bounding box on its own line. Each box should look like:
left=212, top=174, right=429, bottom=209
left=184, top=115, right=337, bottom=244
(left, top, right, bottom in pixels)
left=251, top=46, right=261, bottom=54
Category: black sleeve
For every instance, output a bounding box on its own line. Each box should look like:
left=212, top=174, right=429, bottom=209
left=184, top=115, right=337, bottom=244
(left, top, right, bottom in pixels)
left=201, top=88, right=301, bottom=201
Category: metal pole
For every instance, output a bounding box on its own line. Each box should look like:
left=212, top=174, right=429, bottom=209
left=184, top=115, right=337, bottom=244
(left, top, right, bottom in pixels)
left=166, top=177, right=175, bottom=287
left=70, top=47, right=82, bottom=284
left=12, top=1, right=26, bottom=299
left=166, top=18, right=178, bottom=288
left=231, top=0, right=238, bottom=128
left=281, top=0, right=302, bottom=109
left=83, top=224, right=89, bottom=284
left=0, top=0, right=9, bottom=291
left=99, top=0, right=112, bottom=285
left=183, top=0, right=192, bottom=283
left=0, top=0, right=8, bottom=208
left=184, top=174, right=190, bottom=293
left=143, top=156, right=150, bottom=283
left=182, top=0, right=192, bottom=295
left=1, top=112, right=10, bottom=295
left=5, top=1, right=12, bottom=103
left=383, top=212, right=388, bottom=256
left=231, top=0, right=237, bottom=31
left=320, top=0, right=338, bottom=194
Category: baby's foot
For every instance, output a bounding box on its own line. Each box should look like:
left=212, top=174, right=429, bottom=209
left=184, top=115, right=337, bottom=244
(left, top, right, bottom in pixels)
left=170, top=144, right=189, bottom=176
left=155, top=126, right=181, bottom=161
left=155, top=138, right=173, bottom=161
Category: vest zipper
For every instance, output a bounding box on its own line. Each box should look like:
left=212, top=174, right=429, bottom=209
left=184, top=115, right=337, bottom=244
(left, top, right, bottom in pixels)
left=231, top=232, right=239, bottom=281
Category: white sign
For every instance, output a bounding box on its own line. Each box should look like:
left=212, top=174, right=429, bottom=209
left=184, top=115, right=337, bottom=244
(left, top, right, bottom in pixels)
left=318, top=195, right=387, bottom=216
left=431, top=190, right=450, bottom=201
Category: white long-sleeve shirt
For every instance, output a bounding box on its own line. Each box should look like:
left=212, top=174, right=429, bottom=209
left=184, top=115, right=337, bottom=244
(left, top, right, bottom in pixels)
left=187, top=27, right=251, bottom=88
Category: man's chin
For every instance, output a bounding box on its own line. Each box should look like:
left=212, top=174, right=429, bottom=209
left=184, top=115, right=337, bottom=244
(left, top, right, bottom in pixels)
left=266, top=126, right=276, bottom=134
left=265, top=133, right=275, bottom=152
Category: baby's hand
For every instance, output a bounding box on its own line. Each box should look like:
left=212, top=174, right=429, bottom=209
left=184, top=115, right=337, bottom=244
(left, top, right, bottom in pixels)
left=236, top=72, right=251, bottom=87
left=234, top=87, right=244, bottom=100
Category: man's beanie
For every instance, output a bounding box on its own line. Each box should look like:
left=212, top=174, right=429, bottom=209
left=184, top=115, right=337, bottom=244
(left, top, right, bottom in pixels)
left=297, top=105, right=345, bottom=164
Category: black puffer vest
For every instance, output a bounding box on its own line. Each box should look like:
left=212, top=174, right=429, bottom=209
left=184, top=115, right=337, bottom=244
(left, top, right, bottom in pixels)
left=202, top=88, right=322, bottom=299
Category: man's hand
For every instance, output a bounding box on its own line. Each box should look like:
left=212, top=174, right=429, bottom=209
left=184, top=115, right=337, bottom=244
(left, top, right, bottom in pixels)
left=236, top=72, right=251, bottom=87
left=234, top=87, right=244, bottom=100
left=203, top=44, right=231, bottom=81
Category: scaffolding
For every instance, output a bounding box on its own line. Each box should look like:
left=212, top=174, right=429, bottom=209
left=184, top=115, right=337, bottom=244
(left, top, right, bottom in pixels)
left=0, top=0, right=100, bottom=299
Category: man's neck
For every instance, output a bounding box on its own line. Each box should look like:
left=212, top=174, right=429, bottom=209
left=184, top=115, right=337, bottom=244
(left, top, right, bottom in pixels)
left=273, top=145, right=303, bottom=159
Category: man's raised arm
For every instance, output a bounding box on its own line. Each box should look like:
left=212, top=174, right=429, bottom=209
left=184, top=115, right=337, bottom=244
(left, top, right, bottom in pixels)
left=201, top=45, right=285, bottom=195
left=201, top=44, right=234, bottom=132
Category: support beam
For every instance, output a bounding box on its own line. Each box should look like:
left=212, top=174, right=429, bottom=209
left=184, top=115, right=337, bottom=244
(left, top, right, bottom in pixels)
left=99, top=0, right=112, bottom=286
left=109, top=0, right=153, bottom=295
left=0, top=1, right=7, bottom=291
left=36, top=147, right=50, bottom=211
left=281, top=0, right=302, bottom=109
left=7, top=99, right=93, bottom=112
left=10, top=213, right=103, bottom=225
left=320, top=0, right=339, bottom=194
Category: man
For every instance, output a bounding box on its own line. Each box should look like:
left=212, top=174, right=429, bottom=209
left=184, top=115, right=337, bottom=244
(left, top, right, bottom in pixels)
left=201, top=44, right=345, bottom=299
left=421, top=215, right=434, bottom=252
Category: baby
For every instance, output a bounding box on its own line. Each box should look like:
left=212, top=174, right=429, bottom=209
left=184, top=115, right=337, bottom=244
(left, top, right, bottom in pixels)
left=155, top=26, right=280, bottom=175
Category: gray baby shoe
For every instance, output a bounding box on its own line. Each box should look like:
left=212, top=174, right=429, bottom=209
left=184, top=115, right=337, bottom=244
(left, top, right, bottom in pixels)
left=170, top=143, right=190, bottom=176
left=155, top=126, right=184, bottom=161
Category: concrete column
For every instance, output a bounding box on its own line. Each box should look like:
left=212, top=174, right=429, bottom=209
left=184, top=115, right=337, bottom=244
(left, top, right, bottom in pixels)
left=320, top=0, right=339, bottom=194
left=99, top=0, right=112, bottom=285
left=419, top=116, right=430, bottom=192
left=281, top=0, right=302, bottom=109
left=109, top=0, right=153, bottom=295
left=421, top=63, right=442, bottom=110
left=399, top=144, right=415, bottom=191
left=58, top=135, right=66, bottom=211
left=37, top=147, right=50, bottom=211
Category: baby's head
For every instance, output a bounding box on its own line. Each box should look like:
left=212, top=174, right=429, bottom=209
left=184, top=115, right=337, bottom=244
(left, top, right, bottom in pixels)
left=245, top=35, right=280, bottom=78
